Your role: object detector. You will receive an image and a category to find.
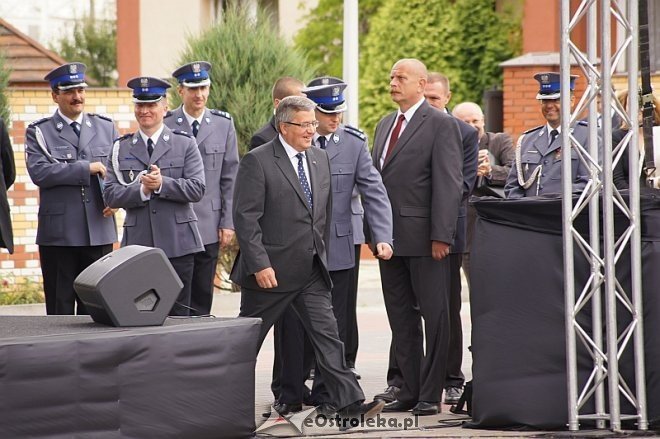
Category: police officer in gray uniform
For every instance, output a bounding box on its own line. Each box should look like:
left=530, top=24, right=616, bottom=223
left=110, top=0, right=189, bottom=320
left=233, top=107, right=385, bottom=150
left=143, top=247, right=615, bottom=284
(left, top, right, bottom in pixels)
left=505, top=72, right=592, bottom=198
left=103, top=77, right=205, bottom=316
left=164, top=61, right=239, bottom=316
left=26, top=62, right=118, bottom=315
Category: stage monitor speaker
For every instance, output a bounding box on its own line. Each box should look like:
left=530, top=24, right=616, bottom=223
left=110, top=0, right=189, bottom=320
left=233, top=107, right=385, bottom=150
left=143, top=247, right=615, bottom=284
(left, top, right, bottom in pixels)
left=74, top=245, right=183, bottom=327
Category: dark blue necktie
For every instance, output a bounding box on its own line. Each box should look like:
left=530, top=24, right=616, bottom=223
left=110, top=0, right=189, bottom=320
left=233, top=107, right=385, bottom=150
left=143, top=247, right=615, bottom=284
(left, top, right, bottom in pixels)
left=550, top=129, right=559, bottom=145
left=296, top=153, right=313, bottom=208
left=318, top=136, right=326, bottom=149
left=70, top=121, right=81, bottom=138
left=147, top=138, right=154, bottom=157
left=192, top=120, right=199, bottom=137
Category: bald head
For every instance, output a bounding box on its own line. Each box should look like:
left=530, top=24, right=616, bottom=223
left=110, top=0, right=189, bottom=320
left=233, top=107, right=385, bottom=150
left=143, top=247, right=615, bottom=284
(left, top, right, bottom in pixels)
left=272, top=76, right=305, bottom=108
left=453, top=102, right=485, bottom=138
left=390, top=58, right=428, bottom=112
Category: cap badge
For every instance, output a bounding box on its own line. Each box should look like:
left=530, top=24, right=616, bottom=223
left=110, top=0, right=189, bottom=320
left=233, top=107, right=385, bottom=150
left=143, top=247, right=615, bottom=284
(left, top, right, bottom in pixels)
left=140, top=78, right=149, bottom=87
left=321, top=78, right=329, bottom=85
left=332, top=86, right=340, bottom=97
left=69, top=64, right=78, bottom=74
left=192, top=63, right=201, bottom=73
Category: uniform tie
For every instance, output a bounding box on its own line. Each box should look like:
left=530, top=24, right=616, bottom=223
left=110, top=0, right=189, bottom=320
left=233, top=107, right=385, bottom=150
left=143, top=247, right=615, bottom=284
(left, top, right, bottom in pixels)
left=296, top=153, right=313, bottom=209
left=385, top=114, right=406, bottom=162
left=70, top=121, right=81, bottom=138
left=147, top=138, right=154, bottom=157
left=549, top=129, right=559, bottom=145
left=192, top=120, right=200, bottom=137
left=318, top=136, right=326, bottom=149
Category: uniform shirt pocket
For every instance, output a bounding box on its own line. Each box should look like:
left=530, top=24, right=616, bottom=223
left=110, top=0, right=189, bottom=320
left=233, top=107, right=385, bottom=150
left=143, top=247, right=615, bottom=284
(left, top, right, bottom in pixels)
left=331, top=163, right=354, bottom=192
left=160, top=157, right=185, bottom=179
left=203, top=143, right=226, bottom=171
left=50, top=145, right=77, bottom=162
left=39, top=202, right=65, bottom=236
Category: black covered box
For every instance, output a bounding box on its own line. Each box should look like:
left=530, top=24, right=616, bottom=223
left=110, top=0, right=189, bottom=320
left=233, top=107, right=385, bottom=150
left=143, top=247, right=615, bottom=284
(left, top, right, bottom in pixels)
left=0, top=316, right=261, bottom=438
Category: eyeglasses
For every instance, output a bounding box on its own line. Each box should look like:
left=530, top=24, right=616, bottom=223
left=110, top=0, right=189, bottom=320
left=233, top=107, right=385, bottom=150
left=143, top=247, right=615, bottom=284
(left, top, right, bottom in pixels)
left=284, top=121, right=319, bottom=130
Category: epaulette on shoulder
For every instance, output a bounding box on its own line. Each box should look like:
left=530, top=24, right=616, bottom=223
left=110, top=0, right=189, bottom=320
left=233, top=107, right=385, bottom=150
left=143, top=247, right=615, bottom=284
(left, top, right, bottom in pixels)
left=164, top=110, right=174, bottom=118
left=523, top=125, right=543, bottom=135
left=210, top=109, right=232, bottom=120
left=29, top=117, right=50, bottom=127
left=343, top=125, right=366, bottom=140
left=172, top=129, right=193, bottom=138
left=114, top=133, right=132, bottom=143
left=88, top=113, right=113, bottom=122
left=577, top=120, right=588, bottom=126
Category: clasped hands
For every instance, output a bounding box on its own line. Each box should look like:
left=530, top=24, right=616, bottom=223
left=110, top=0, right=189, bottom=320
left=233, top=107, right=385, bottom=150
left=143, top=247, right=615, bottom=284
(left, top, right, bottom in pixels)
left=140, top=165, right=162, bottom=195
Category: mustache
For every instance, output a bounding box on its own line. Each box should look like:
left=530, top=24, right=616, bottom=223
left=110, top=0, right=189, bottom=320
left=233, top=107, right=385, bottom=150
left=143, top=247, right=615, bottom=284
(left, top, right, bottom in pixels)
left=70, top=100, right=84, bottom=105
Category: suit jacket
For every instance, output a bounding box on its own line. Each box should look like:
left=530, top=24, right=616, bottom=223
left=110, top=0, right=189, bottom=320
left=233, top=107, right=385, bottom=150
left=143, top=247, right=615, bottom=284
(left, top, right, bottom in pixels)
left=480, top=131, right=514, bottom=186
left=372, top=100, right=463, bottom=256
left=451, top=117, right=479, bottom=254
left=25, top=111, right=118, bottom=247
left=164, top=107, right=239, bottom=244
left=249, top=116, right=278, bottom=150
left=230, top=138, right=332, bottom=292
left=322, top=126, right=393, bottom=271
left=0, top=118, right=15, bottom=253
left=103, top=125, right=205, bottom=258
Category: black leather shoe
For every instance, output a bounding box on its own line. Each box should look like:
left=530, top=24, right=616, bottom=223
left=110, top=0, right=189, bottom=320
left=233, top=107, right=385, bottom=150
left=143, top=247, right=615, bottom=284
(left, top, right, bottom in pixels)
left=374, top=385, right=400, bottom=403
left=444, top=386, right=463, bottom=404
left=382, top=399, right=417, bottom=412
left=315, top=402, right=337, bottom=418
left=262, top=402, right=302, bottom=418
left=412, top=401, right=439, bottom=416
left=350, top=367, right=361, bottom=380
left=337, top=400, right=385, bottom=431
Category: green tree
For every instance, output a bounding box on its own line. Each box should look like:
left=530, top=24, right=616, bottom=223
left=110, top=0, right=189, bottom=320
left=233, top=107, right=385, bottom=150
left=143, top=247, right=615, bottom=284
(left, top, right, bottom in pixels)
left=443, top=0, right=520, bottom=103
left=0, top=50, right=11, bottom=123
left=359, top=0, right=453, bottom=138
left=294, top=0, right=384, bottom=78
left=171, top=4, right=317, bottom=155
left=51, top=16, right=117, bottom=87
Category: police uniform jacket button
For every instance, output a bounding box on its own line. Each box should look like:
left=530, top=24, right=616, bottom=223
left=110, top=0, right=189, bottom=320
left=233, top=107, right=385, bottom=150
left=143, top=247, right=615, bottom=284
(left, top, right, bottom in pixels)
left=152, top=209, right=157, bottom=213
left=81, top=154, right=86, bottom=159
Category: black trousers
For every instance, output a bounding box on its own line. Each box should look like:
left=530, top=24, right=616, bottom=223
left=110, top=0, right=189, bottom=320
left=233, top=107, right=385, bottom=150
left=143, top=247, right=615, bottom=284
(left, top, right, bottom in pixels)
left=239, top=259, right=364, bottom=410
left=169, top=253, right=195, bottom=316
left=190, top=242, right=220, bottom=316
left=40, top=244, right=113, bottom=315
left=272, top=268, right=352, bottom=405
left=379, top=255, right=450, bottom=403
left=385, top=253, right=465, bottom=391
left=344, top=244, right=361, bottom=367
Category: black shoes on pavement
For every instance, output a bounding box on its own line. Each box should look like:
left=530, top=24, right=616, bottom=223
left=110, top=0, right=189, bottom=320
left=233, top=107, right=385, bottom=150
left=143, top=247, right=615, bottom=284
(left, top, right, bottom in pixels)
left=444, top=386, right=463, bottom=405
left=374, top=385, right=400, bottom=403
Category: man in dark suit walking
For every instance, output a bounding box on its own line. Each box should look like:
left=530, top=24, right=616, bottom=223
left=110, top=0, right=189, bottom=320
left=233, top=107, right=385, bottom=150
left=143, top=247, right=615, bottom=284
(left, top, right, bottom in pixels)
left=372, top=59, right=463, bottom=416
left=164, top=61, right=239, bottom=316
left=232, top=96, right=384, bottom=421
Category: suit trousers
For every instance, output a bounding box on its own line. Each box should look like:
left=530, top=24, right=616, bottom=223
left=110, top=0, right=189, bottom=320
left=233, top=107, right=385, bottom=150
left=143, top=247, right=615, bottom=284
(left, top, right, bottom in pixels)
left=190, top=242, right=220, bottom=316
left=169, top=253, right=195, bottom=316
left=379, top=255, right=450, bottom=403
left=272, top=268, right=353, bottom=404
left=445, top=252, right=466, bottom=388
left=40, top=244, right=113, bottom=315
left=240, top=259, right=364, bottom=410
left=344, top=244, right=361, bottom=367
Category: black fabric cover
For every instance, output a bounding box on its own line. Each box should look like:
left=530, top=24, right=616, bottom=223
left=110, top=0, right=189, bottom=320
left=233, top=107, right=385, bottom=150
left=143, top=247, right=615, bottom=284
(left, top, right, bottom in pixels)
left=0, top=316, right=261, bottom=438
left=468, top=191, right=660, bottom=429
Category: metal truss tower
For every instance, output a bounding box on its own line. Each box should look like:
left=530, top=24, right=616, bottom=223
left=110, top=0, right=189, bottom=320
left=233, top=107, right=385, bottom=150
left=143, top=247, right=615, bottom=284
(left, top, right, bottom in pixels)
left=560, top=0, right=646, bottom=431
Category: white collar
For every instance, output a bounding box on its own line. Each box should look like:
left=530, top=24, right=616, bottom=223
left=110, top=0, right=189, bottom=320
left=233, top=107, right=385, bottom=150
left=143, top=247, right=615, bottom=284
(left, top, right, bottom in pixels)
left=279, top=135, right=307, bottom=159
left=397, top=97, right=426, bottom=122
left=182, top=107, right=204, bottom=128
left=57, top=109, right=83, bottom=126
left=139, top=124, right=166, bottom=146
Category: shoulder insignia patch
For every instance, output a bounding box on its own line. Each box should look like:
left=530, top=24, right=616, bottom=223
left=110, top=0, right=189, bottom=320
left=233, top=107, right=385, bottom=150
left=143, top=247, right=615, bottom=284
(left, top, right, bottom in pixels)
left=88, top=113, right=113, bottom=122
left=210, top=109, right=232, bottom=120
left=29, top=117, right=50, bottom=127
left=172, top=129, right=193, bottom=138
left=523, top=125, right=543, bottom=135
left=114, top=133, right=133, bottom=143
left=343, top=125, right=366, bottom=140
